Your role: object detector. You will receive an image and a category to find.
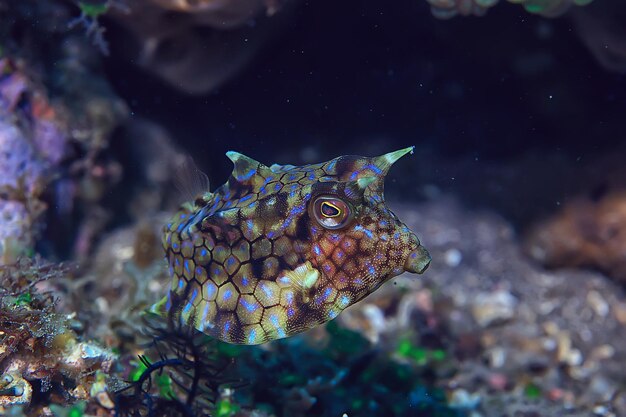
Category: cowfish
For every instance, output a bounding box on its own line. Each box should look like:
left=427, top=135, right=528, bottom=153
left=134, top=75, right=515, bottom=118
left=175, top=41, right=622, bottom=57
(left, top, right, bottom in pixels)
left=150, top=147, right=431, bottom=345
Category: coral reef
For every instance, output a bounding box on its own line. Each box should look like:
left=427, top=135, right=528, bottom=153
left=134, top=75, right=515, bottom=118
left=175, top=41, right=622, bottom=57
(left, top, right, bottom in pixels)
left=525, top=191, right=626, bottom=285
left=0, top=58, right=65, bottom=264
left=69, top=219, right=169, bottom=346
left=0, top=0, right=127, bottom=263
left=0, top=258, right=115, bottom=415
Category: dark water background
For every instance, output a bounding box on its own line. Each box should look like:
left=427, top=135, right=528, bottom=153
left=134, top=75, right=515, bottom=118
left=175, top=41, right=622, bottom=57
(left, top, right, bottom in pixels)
left=104, top=0, right=625, bottom=229
left=106, top=1, right=623, bottom=159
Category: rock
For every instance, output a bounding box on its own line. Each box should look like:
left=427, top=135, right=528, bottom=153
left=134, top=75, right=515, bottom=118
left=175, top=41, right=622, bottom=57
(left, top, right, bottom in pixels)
left=449, top=388, right=481, bottom=409
left=471, top=289, right=517, bottom=328
left=525, top=191, right=626, bottom=285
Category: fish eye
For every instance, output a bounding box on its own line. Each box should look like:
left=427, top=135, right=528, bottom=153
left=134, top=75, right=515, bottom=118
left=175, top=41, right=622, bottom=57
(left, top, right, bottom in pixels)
left=311, top=196, right=352, bottom=229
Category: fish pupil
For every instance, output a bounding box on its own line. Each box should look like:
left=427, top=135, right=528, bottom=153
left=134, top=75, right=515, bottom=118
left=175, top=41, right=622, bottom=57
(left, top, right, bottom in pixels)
left=321, top=201, right=341, bottom=217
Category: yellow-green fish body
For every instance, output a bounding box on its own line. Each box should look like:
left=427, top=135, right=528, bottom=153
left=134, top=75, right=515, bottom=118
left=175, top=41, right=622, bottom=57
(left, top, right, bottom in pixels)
left=151, top=147, right=430, bottom=344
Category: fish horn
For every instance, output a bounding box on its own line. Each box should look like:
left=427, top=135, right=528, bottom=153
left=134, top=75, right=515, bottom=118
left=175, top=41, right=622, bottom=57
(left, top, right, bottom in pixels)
left=372, top=146, right=415, bottom=175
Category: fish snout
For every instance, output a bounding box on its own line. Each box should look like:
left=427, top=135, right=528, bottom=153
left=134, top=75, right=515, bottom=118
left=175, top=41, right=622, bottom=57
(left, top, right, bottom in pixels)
left=404, top=245, right=431, bottom=274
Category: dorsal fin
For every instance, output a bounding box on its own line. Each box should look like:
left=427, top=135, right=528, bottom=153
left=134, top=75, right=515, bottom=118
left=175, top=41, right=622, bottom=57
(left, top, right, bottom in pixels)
left=226, top=151, right=273, bottom=182
left=174, top=155, right=211, bottom=203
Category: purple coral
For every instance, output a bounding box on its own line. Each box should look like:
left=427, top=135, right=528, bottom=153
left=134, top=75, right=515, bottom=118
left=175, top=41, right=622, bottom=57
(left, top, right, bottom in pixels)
left=0, top=200, right=33, bottom=264
left=0, top=119, right=46, bottom=197
left=0, top=59, right=70, bottom=263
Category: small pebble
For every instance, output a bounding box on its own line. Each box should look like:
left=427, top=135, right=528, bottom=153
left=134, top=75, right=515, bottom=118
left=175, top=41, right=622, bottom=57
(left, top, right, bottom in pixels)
left=587, top=290, right=609, bottom=317
left=444, top=248, right=462, bottom=267
left=449, top=388, right=481, bottom=409
left=614, top=302, right=626, bottom=325
left=471, top=289, right=517, bottom=328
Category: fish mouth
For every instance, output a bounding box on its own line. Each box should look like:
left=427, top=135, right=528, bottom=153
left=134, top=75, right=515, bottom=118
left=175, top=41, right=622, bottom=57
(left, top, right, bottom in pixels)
left=404, top=245, right=431, bottom=274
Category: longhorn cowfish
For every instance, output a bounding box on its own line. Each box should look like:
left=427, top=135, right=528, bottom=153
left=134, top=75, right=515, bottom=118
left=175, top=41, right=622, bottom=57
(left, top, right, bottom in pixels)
left=151, top=147, right=431, bottom=345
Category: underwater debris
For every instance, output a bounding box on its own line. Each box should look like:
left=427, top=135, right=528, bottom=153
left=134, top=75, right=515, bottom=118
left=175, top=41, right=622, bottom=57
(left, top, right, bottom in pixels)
left=0, top=258, right=116, bottom=415
left=68, top=219, right=169, bottom=347
left=210, top=321, right=461, bottom=417
left=68, top=0, right=130, bottom=55
left=151, top=148, right=431, bottom=344
left=339, top=199, right=626, bottom=417
left=113, top=313, right=230, bottom=417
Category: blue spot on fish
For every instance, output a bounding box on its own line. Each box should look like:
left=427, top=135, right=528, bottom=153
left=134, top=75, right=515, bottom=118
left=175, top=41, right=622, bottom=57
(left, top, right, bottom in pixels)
left=240, top=298, right=257, bottom=313
left=206, top=284, right=216, bottom=298
left=182, top=301, right=193, bottom=317
left=365, top=163, right=382, bottom=174
left=261, top=283, right=273, bottom=298
left=248, top=329, right=257, bottom=344
left=323, top=287, right=332, bottom=300
left=238, top=169, right=256, bottom=180
left=165, top=291, right=172, bottom=310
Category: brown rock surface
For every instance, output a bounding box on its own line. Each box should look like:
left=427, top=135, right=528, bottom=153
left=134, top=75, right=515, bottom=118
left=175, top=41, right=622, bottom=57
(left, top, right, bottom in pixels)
left=525, top=191, right=626, bottom=285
